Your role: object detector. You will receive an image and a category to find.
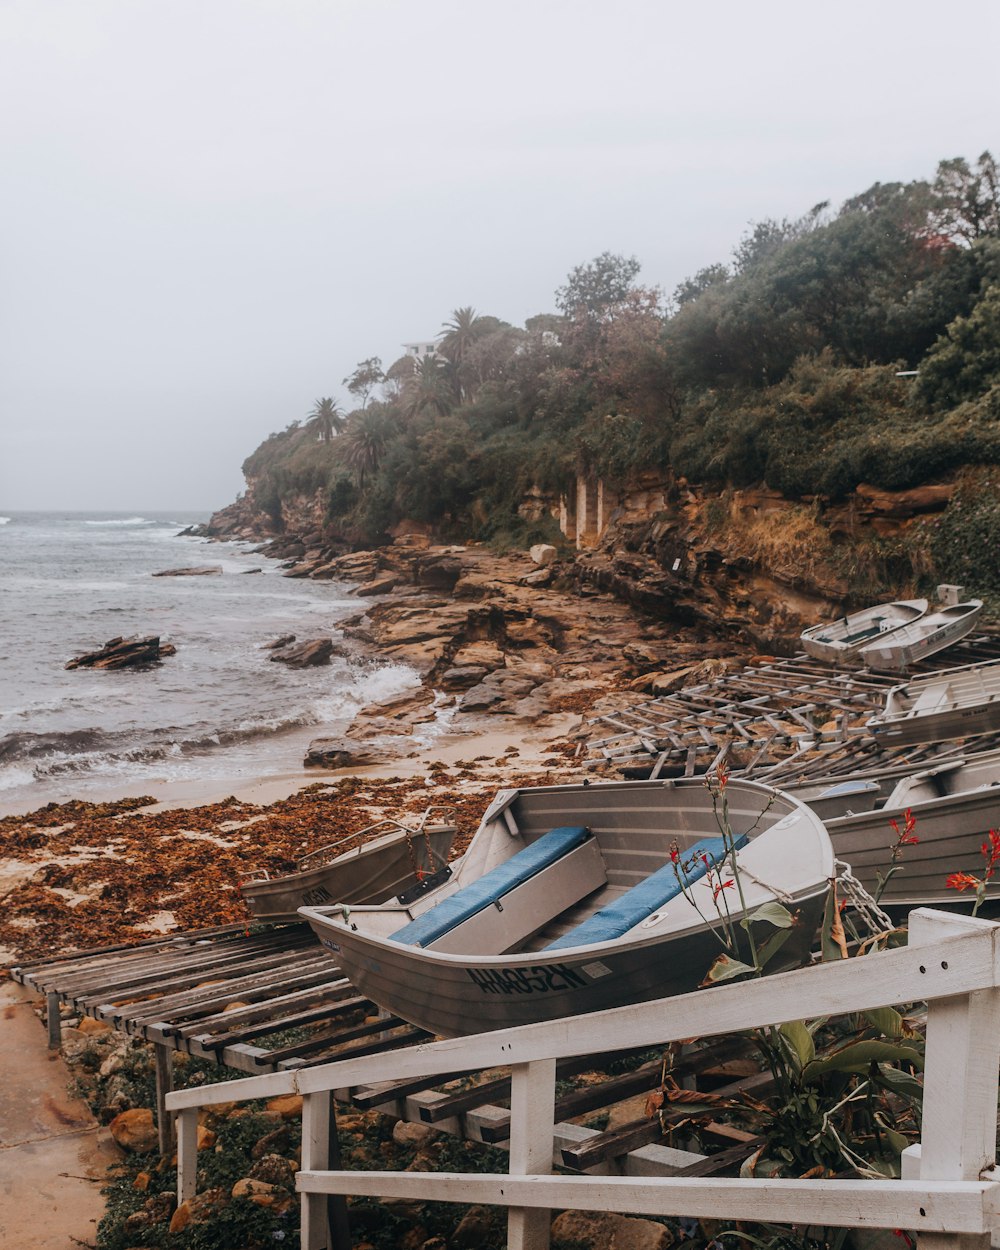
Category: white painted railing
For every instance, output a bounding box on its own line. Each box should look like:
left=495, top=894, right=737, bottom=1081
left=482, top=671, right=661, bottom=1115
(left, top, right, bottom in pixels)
left=167, top=909, right=1000, bottom=1250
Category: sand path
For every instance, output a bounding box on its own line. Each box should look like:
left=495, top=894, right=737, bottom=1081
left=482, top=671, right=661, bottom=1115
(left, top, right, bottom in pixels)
left=0, top=980, right=119, bottom=1249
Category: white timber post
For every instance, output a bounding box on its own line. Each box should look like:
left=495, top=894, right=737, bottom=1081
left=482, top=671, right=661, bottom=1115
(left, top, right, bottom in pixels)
left=507, top=1058, right=556, bottom=1250
left=301, top=1090, right=331, bottom=1250
left=176, top=1108, right=199, bottom=1205
left=910, top=910, right=1000, bottom=1250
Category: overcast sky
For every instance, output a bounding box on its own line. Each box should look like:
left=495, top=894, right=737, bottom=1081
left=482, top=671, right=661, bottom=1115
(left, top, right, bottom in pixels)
left=1, top=0, right=997, bottom=513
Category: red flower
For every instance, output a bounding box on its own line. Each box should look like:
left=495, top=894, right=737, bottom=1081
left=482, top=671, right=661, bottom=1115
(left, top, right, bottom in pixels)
left=946, top=872, right=980, bottom=892
left=670, top=846, right=680, bottom=863
left=717, top=761, right=730, bottom=792
left=890, top=810, right=918, bottom=846
left=712, top=877, right=735, bottom=903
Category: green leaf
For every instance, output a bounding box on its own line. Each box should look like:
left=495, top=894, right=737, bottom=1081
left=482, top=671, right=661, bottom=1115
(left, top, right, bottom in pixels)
left=701, top=953, right=757, bottom=985
left=861, top=1006, right=907, bottom=1039
left=742, top=901, right=794, bottom=929
left=863, top=1153, right=902, bottom=1179
left=873, top=1065, right=925, bottom=1103
left=803, top=1041, right=924, bottom=1083
left=874, top=1112, right=912, bottom=1157
left=779, top=1020, right=815, bottom=1071
left=755, top=925, right=794, bottom=970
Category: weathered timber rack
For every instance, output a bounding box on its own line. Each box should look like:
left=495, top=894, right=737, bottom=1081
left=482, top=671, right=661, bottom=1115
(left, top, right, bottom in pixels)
left=164, top=909, right=1000, bottom=1250
left=10, top=923, right=716, bottom=1176
left=586, top=634, right=1000, bottom=776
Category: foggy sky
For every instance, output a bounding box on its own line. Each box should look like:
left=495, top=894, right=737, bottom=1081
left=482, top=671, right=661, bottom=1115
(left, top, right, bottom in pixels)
left=2, top=0, right=997, bottom=513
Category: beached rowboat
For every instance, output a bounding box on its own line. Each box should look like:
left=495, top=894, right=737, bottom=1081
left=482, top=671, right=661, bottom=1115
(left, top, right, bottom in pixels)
left=241, top=810, right=455, bottom=923
left=820, top=748, right=1000, bottom=906
left=858, top=600, right=983, bottom=672
left=868, top=659, right=1000, bottom=746
left=300, top=778, right=834, bottom=1038
left=800, top=599, right=927, bottom=663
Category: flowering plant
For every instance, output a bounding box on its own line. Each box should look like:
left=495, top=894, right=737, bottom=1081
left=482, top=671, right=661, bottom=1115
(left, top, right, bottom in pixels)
left=873, top=808, right=918, bottom=904
left=945, top=828, right=1000, bottom=915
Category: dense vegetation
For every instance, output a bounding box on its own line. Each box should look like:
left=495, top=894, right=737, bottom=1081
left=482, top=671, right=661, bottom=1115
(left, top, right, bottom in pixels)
left=240, top=152, right=1000, bottom=553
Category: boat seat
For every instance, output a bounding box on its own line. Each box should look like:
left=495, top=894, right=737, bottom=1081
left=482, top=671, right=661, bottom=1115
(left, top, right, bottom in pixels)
left=544, top=832, right=749, bottom=951
left=911, top=683, right=952, bottom=714
left=842, top=619, right=885, bottom=644
left=390, top=825, right=590, bottom=949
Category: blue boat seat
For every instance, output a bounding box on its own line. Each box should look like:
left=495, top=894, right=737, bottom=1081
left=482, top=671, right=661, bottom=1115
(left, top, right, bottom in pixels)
left=391, top=826, right=590, bottom=948
left=544, top=832, right=748, bottom=951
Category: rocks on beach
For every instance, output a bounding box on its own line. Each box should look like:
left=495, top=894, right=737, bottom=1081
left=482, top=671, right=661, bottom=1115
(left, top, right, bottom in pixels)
left=65, top=635, right=176, bottom=670
left=303, top=737, right=378, bottom=768
left=151, top=565, right=223, bottom=577
left=268, top=637, right=339, bottom=667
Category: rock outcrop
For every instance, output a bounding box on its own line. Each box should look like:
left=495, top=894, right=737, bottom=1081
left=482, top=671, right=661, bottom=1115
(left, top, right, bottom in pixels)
left=151, top=565, right=222, bottom=577
left=66, top=636, right=175, bottom=670
left=268, top=638, right=337, bottom=667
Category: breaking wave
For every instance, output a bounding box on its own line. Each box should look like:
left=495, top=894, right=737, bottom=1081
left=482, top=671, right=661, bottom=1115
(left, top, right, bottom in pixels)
left=0, top=516, right=11, bottom=526
left=84, top=516, right=151, bottom=527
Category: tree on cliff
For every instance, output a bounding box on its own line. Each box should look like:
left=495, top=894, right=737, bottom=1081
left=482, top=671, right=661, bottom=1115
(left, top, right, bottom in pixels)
left=556, top=252, right=642, bottom=323
left=337, top=406, right=399, bottom=489
left=307, top=397, right=345, bottom=442
left=343, top=357, right=384, bottom=410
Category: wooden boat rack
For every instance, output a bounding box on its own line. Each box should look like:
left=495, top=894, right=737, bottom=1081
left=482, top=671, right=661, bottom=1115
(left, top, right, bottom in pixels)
left=583, top=632, right=1000, bottom=779
left=11, top=923, right=741, bottom=1176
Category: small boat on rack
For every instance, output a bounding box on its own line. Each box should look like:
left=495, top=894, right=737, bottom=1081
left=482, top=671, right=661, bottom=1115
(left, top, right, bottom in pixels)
left=300, top=778, right=834, bottom=1037
left=800, top=599, right=927, bottom=664
left=867, top=659, right=1000, bottom=746
left=858, top=600, right=983, bottom=671
left=805, top=748, right=1000, bottom=906
left=241, top=809, right=456, bottom=923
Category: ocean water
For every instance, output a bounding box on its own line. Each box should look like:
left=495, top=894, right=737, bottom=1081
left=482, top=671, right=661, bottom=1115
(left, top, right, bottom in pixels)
left=0, top=512, right=419, bottom=811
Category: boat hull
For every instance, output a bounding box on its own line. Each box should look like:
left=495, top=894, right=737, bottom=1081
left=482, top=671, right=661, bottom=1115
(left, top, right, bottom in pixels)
left=300, top=777, right=834, bottom=1037
left=242, top=826, right=454, bottom=922
left=304, top=888, right=828, bottom=1037
left=870, top=701, right=1000, bottom=746
left=859, top=603, right=982, bottom=672
left=800, top=600, right=927, bottom=664
left=826, top=788, right=1000, bottom=906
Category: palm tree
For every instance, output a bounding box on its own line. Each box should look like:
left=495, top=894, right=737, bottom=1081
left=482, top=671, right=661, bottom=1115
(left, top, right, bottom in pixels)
left=307, top=397, right=345, bottom=442
left=404, top=355, right=456, bottom=420
left=337, top=407, right=398, bottom=488
left=439, top=306, right=482, bottom=366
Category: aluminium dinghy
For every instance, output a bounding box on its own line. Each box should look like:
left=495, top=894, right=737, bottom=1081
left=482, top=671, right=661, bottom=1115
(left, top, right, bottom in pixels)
left=858, top=600, right=983, bottom=672
left=299, top=777, right=834, bottom=1038
left=241, top=809, right=455, bottom=923
left=800, top=599, right=927, bottom=664
left=868, top=659, right=1000, bottom=746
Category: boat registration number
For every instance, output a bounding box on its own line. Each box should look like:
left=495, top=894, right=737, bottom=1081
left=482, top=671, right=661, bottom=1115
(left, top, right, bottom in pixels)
left=466, top=964, right=589, bottom=995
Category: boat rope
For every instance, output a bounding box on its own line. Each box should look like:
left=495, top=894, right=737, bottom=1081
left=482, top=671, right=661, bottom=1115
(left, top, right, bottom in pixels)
left=834, top=859, right=893, bottom=934
left=731, top=866, right=796, bottom=904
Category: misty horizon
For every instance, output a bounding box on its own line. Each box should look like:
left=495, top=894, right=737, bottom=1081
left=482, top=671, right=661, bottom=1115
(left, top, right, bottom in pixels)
left=2, top=0, right=998, bottom=512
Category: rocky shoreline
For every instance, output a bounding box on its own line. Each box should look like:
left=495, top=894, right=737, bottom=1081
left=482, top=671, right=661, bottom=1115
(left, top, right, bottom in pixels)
left=191, top=523, right=755, bottom=778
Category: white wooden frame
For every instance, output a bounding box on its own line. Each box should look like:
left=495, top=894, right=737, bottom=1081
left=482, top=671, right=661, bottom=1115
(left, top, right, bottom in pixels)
left=167, top=909, right=1000, bottom=1250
